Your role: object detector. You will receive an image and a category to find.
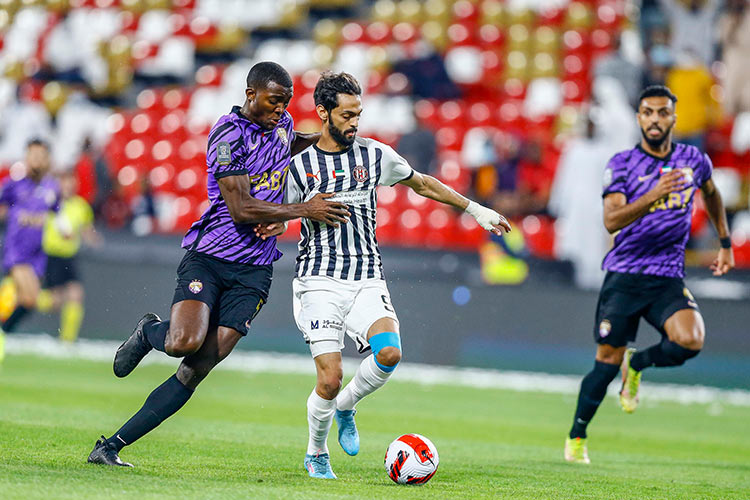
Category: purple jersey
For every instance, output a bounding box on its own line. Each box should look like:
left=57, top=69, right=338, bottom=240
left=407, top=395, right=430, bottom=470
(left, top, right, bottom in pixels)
left=0, top=175, right=60, bottom=275
left=601, top=143, right=712, bottom=278
left=182, top=106, right=295, bottom=265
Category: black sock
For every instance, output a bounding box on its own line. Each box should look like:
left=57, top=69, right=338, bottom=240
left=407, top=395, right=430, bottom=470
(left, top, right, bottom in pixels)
left=143, top=320, right=169, bottom=352
left=3, top=306, right=30, bottom=332
left=630, top=339, right=700, bottom=371
left=569, top=360, right=620, bottom=439
left=106, top=374, right=193, bottom=451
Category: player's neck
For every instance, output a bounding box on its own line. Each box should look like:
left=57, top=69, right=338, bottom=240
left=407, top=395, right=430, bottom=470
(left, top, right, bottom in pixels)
left=640, top=138, right=672, bottom=159
left=28, top=172, right=44, bottom=183
left=238, top=102, right=264, bottom=129
left=316, top=134, right=350, bottom=153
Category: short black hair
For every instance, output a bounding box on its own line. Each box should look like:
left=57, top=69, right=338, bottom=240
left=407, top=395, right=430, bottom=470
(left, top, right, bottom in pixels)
left=638, top=85, right=678, bottom=105
left=246, top=61, right=293, bottom=90
left=313, top=72, right=362, bottom=113
left=27, top=138, right=49, bottom=150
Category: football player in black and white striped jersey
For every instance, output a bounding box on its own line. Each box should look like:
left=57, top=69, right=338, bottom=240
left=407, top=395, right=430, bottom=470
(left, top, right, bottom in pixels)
left=256, top=72, right=511, bottom=479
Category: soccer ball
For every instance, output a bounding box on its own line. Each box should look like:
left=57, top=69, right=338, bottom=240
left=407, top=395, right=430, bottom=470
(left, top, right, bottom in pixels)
left=384, top=434, right=439, bottom=485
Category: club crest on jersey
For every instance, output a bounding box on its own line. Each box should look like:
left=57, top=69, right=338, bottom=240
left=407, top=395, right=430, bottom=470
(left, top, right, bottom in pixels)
left=680, top=167, right=694, bottom=185
left=276, top=128, right=288, bottom=146
left=599, top=319, right=612, bottom=338
left=188, top=280, right=203, bottom=294
left=217, top=142, right=231, bottom=165
left=353, top=165, right=369, bottom=183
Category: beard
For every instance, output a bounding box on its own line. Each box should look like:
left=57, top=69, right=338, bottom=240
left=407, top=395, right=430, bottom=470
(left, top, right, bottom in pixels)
left=328, top=120, right=357, bottom=147
left=640, top=123, right=673, bottom=149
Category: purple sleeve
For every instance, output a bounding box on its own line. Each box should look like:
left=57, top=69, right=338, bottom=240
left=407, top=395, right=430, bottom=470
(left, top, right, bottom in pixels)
left=207, top=120, right=248, bottom=179
left=697, top=152, right=714, bottom=187
left=602, top=155, right=627, bottom=198
left=0, top=179, right=15, bottom=205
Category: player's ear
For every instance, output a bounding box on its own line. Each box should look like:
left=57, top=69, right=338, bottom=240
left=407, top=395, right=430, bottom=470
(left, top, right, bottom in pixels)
left=245, top=87, right=256, bottom=102
left=316, top=104, right=328, bottom=123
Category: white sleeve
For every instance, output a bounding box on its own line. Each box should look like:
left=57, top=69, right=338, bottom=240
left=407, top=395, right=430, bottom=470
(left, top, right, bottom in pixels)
left=284, top=166, right=305, bottom=204
left=377, top=144, right=414, bottom=186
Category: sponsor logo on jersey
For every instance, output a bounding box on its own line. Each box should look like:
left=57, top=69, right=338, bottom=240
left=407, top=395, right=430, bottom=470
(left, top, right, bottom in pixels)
left=637, top=172, right=656, bottom=182
left=188, top=280, right=203, bottom=294
left=310, top=320, right=319, bottom=330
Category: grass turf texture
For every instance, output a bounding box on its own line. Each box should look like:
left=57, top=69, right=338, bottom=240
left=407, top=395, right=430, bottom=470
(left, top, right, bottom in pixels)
left=1, top=354, right=749, bottom=500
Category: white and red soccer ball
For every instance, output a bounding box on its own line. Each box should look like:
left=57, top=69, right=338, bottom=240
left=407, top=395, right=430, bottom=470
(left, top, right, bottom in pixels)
left=384, top=434, right=439, bottom=485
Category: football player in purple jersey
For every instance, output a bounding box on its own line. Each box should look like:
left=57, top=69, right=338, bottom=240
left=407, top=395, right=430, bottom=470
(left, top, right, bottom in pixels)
left=88, top=62, right=349, bottom=467
left=565, top=85, right=734, bottom=464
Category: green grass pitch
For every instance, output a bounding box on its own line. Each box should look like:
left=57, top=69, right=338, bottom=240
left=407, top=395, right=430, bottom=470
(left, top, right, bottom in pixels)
left=1, top=354, right=749, bottom=499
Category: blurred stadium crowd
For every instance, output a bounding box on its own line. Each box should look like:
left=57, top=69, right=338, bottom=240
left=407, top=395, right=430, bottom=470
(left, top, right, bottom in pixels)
left=0, top=0, right=749, bottom=288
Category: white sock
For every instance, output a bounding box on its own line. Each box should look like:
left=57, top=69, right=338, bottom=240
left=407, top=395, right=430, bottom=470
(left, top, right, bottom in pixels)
left=307, top=389, right=336, bottom=455
left=336, top=354, right=392, bottom=411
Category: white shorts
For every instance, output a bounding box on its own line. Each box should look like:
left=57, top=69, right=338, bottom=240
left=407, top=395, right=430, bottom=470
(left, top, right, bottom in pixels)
left=292, top=276, right=399, bottom=358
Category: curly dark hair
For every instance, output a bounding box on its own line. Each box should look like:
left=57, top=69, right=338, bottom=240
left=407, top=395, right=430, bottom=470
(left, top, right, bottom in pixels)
left=638, top=85, right=678, bottom=105
left=313, top=72, right=362, bottom=113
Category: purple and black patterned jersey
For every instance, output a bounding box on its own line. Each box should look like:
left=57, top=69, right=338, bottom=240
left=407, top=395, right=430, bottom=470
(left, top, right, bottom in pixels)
left=601, top=143, right=713, bottom=278
left=182, top=106, right=295, bottom=265
left=0, top=175, right=60, bottom=274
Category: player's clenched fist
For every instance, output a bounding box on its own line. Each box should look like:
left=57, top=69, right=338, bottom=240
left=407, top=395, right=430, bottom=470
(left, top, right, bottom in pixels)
left=303, top=193, right=350, bottom=226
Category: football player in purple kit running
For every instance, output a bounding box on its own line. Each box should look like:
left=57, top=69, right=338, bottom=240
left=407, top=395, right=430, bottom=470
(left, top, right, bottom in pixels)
left=87, top=62, right=349, bottom=467
left=564, top=85, right=735, bottom=464
left=0, top=139, right=60, bottom=343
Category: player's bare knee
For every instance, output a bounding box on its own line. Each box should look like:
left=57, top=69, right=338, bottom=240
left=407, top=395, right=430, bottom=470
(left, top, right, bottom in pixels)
left=376, top=346, right=401, bottom=368
left=317, top=375, right=342, bottom=399
left=166, top=330, right=204, bottom=357
left=595, top=345, right=625, bottom=365
left=674, top=332, right=704, bottom=351
left=18, top=295, right=37, bottom=309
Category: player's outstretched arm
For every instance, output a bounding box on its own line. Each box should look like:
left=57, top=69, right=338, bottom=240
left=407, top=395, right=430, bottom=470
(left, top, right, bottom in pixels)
left=701, top=177, right=734, bottom=276
left=399, top=171, right=511, bottom=235
left=218, top=174, right=349, bottom=226
left=603, top=170, right=688, bottom=233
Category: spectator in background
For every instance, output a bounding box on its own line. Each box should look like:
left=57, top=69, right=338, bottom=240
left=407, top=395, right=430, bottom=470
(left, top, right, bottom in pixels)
left=666, top=50, right=720, bottom=150
left=549, top=108, right=614, bottom=290
left=594, top=34, right=643, bottom=109
left=643, top=44, right=673, bottom=87
left=658, top=0, right=721, bottom=66
left=397, top=111, right=438, bottom=175
left=0, top=86, right=54, bottom=165
left=130, top=178, right=157, bottom=236
left=73, top=138, right=99, bottom=205
left=718, top=0, right=750, bottom=115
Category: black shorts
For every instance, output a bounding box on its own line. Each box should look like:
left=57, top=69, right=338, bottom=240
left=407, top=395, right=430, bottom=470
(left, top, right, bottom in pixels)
left=44, top=256, right=79, bottom=288
left=172, top=251, right=272, bottom=336
left=594, top=271, right=699, bottom=347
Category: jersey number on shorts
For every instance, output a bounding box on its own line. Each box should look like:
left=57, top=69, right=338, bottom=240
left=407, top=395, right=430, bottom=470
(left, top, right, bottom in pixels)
left=381, top=295, right=394, bottom=313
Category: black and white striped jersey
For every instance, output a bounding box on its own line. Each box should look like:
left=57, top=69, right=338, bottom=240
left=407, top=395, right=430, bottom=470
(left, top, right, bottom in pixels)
left=285, top=137, right=414, bottom=281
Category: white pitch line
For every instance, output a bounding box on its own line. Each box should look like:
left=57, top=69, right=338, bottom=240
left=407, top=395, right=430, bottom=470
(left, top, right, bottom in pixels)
left=5, top=334, right=750, bottom=407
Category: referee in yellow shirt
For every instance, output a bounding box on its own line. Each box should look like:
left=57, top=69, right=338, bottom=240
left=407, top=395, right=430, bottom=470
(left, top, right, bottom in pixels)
left=41, top=170, right=100, bottom=343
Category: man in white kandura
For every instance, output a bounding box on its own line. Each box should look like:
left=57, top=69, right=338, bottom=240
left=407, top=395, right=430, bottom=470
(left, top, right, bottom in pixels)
left=257, top=72, right=512, bottom=479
